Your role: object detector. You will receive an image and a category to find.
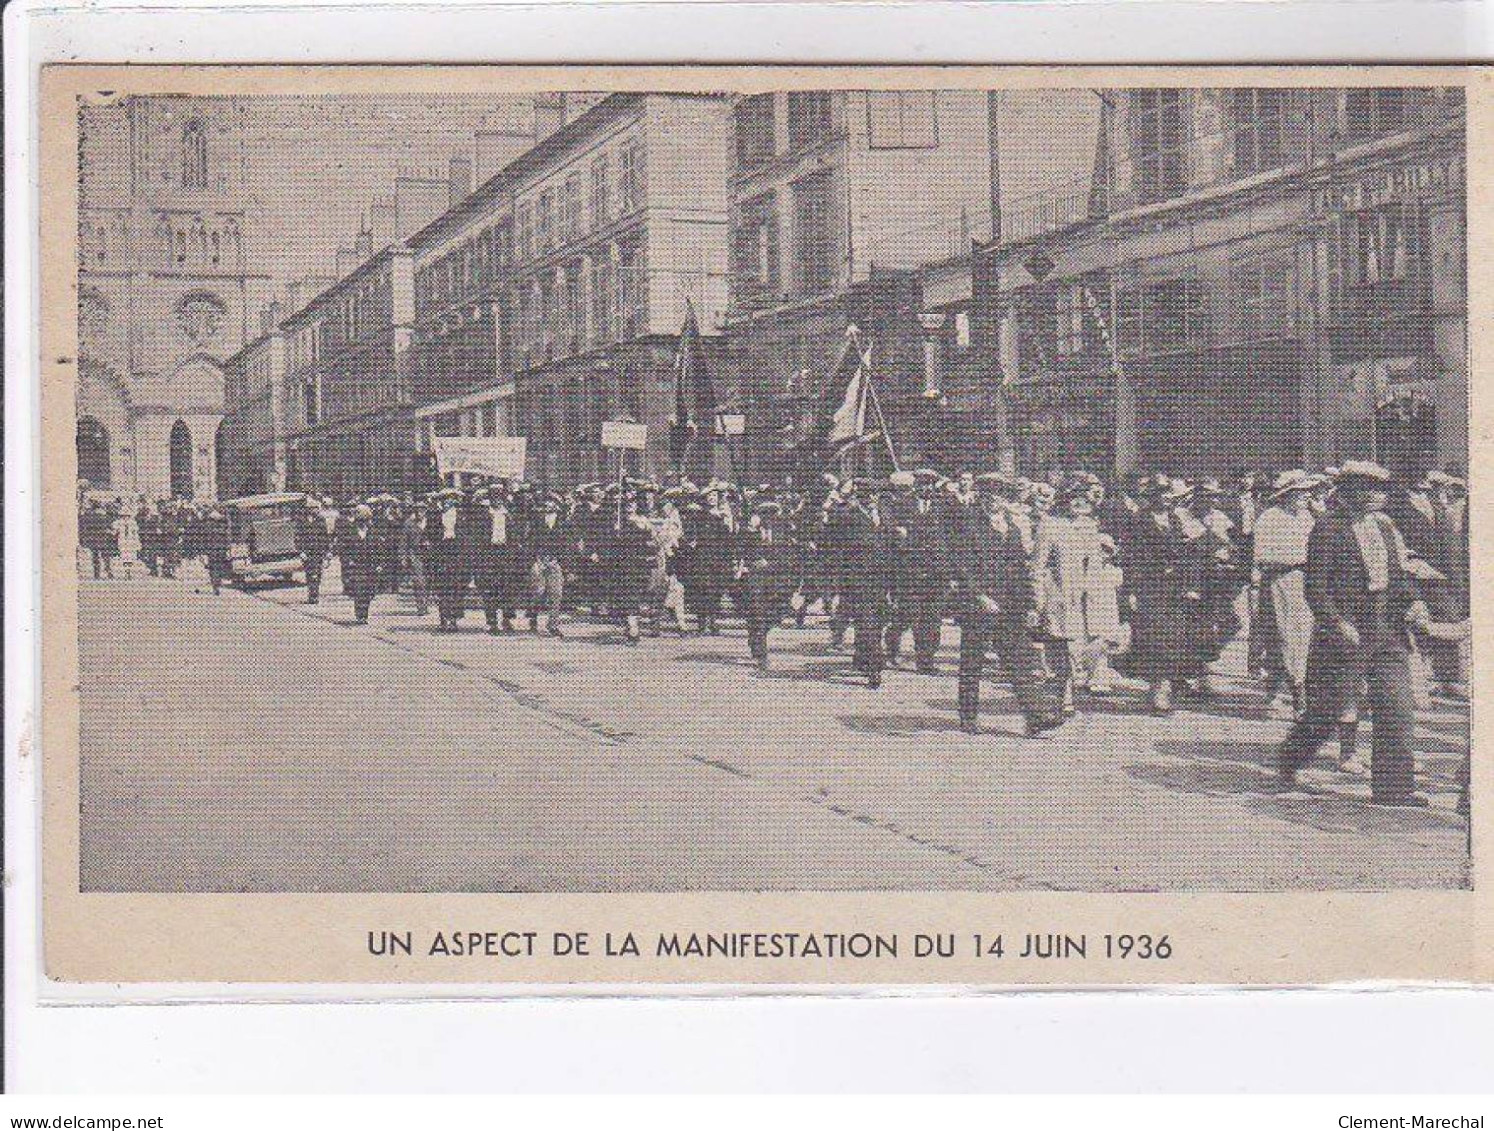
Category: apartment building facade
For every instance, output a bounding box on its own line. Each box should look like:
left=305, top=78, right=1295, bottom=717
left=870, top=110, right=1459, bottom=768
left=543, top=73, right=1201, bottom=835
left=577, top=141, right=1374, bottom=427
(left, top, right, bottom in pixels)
left=407, top=92, right=731, bottom=488
left=975, top=86, right=1466, bottom=481
left=724, top=89, right=994, bottom=482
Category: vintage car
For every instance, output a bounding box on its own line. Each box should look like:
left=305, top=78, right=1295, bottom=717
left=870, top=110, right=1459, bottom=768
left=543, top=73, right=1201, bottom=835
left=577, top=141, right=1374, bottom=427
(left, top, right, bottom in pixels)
left=222, top=492, right=311, bottom=585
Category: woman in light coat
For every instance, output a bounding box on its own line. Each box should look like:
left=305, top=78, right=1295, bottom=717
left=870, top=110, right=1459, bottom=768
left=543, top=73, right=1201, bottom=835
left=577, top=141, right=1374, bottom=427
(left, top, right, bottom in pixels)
left=1251, top=470, right=1322, bottom=716
left=1032, top=487, right=1108, bottom=712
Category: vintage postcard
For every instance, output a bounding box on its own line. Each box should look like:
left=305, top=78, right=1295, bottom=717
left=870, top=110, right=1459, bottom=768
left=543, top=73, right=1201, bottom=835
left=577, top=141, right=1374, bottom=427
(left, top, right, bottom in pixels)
left=38, top=63, right=1490, bottom=986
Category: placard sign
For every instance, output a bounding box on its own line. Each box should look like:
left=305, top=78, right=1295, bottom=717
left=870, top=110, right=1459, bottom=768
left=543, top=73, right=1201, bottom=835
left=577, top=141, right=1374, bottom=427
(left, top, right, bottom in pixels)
left=433, top=436, right=528, bottom=479
left=601, top=420, right=648, bottom=450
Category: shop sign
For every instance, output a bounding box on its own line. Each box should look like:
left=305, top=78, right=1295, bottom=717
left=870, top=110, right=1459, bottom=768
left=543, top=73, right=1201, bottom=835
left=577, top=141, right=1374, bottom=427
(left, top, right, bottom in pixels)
left=1315, top=154, right=1463, bottom=213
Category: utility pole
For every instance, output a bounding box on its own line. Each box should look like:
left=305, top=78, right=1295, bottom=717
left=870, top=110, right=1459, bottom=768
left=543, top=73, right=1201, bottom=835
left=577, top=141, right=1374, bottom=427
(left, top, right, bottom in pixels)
left=986, top=90, right=1014, bottom=472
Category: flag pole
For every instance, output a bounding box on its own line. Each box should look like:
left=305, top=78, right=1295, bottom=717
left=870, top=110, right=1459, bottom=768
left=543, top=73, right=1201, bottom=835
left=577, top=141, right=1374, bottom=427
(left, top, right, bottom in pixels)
left=854, top=331, right=901, bottom=474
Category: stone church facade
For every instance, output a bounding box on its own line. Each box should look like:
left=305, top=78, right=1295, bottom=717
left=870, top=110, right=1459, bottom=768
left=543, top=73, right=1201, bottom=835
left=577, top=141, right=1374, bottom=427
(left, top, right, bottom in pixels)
left=76, top=94, right=261, bottom=501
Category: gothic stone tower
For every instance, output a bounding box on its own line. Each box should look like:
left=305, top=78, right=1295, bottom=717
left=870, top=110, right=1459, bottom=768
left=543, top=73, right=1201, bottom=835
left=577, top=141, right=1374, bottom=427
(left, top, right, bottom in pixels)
left=76, top=93, right=259, bottom=500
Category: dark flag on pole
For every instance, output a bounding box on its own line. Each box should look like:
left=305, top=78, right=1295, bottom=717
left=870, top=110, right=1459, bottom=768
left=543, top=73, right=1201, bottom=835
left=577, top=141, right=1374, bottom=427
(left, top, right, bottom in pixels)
left=670, top=300, right=714, bottom=470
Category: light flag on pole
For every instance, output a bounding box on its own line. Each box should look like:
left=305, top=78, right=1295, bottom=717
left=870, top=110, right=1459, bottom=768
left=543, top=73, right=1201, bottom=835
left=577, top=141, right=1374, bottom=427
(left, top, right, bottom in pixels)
left=826, top=327, right=873, bottom=449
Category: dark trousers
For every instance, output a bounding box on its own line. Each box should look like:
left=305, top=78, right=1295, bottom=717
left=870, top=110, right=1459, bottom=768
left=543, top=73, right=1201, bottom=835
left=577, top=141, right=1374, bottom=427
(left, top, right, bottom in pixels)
left=481, top=552, right=518, bottom=629
left=958, top=611, right=1056, bottom=726
left=437, top=584, right=466, bottom=626
left=845, top=586, right=885, bottom=681
left=827, top=573, right=849, bottom=646
left=305, top=561, right=323, bottom=603
left=207, top=556, right=227, bottom=595
left=886, top=576, right=945, bottom=668
left=405, top=557, right=429, bottom=615
left=352, top=592, right=374, bottom=622
left=744, top=573, right=781, bottom=664
left=1280, top=618, right=1417, bottom=800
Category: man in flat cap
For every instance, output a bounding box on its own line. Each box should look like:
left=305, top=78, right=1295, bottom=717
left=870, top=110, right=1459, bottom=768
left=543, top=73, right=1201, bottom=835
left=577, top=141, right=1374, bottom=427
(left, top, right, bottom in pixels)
left=1278, top=461, right=1430, bottom=806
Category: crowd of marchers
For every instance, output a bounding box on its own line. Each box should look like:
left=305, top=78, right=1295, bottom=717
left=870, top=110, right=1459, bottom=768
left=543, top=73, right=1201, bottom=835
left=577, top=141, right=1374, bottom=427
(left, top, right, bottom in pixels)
left=78, top=458, right=1469, bottom=811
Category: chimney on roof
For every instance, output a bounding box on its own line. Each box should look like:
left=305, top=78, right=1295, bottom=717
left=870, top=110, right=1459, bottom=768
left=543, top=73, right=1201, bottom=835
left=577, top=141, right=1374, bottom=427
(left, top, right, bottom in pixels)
left=354, top=225, right=374, bottom=259
left=475, top=126, right=534, bottom=182
left=534, top=92, right=565, bottom=140
left=259, top=299, right=285, bottom=335
left=370, top=197, right=397, bottom=250
left=448, top=153, right=473, bottom=205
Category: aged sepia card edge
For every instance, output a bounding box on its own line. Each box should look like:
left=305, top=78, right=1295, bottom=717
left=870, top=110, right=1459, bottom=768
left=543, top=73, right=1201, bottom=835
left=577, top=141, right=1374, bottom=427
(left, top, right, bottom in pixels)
left=36, top=62, right=1492, bottom=988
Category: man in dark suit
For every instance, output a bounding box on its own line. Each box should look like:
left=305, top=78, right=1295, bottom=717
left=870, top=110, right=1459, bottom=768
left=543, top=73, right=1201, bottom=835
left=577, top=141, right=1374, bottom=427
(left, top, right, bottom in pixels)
left=884, top=469, right=952, bottom=673
left=527, top=494, right=569, bottom=637
left=1278, top=461, right=1429, bottom=806
left=338, top=504, right=380, bottom=624
left=297, top=499, right=331, bottom=604
left=475, top=483, right=521, bottom=634
left=737, top=498, right=794, bottom=671
left=953, top=474, right=1063, bottom=737
left=839, top=480, right=893, bottom=689
left=201, top=507, right=230, bottom=595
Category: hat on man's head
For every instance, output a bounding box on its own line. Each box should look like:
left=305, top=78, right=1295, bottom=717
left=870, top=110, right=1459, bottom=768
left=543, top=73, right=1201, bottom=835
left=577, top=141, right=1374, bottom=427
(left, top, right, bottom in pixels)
left=1270, top=470, right=1324, bottom=499
left=974, top=471, right=1019, bottom=498
left=1417, top=469, right=1466, bottom=492
left=1336, top=460, right=1393, bottom=488
left=888, top=470, right=916, bottom=489
left=1159, top=478, right=1194, bottom=503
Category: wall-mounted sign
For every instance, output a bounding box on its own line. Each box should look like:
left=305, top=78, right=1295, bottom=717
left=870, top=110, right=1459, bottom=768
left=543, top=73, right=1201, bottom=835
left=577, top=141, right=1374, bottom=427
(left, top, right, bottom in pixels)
left=1315, top=155, right=1463, bottom=213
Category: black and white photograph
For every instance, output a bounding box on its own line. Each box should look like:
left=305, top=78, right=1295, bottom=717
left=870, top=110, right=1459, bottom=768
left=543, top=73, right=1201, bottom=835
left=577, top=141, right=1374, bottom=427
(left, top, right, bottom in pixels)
left=65, top=77, right=1471, bottom=908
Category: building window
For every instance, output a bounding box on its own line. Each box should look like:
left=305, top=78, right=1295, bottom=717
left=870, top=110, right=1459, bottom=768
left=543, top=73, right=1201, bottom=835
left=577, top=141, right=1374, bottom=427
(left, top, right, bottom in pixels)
left=787, top=92, right=835, bottom=150
left=1128, top=89, right=1187, bottom=204
left=562, top=173, right=584, bottom=241
left=734, top=95, right=776, bottom=169
left=865, top=91, right=938, bottom=149
left=566, top=264, right=584, bottom=350
left=76, top=416, right=111, bottom=488
left=1229, top=89, right=1287, bottom=175
left=590, top=155, right=611, bottom=227
left=591, top=254, right=613, bottom=345
left=1229, top=251, right=1295, bottom=342
left=1054, top=283, right=1092, bottom=357
left=1342, top=88, right=1409, bottom=141
left=1115, top=277, right=1209, bottom=357
left=169, top=419, right=194, bottom=499
left=537, top=190, right=555, bottom=253
left=618, top=140, right=644, bottom=215
left=1343, top=204, right=1418, bottom=287
left=732, top=192, right=780, bottom=307
left=791, top=171, right=836, bottom=297
left=617, top=237, right=645, bottom=337
left=303, top=376, right=321, bottom=425
left=517, top=202, right=533, bottom=262
left=182, top=119, right=208, bottom=190
left=540, top=273, right=558, bottom=356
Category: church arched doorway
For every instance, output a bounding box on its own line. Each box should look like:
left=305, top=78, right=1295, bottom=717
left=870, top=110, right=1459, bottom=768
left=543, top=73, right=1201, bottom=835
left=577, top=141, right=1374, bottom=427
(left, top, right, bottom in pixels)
left=169, top=419, right=194, bottom=498
left=76, top=416, right=111, bottom=488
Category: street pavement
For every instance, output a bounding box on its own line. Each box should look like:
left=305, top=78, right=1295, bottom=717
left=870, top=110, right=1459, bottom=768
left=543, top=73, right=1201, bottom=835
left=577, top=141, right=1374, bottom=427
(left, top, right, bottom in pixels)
left=79, top=566, right=1471, bottom=892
